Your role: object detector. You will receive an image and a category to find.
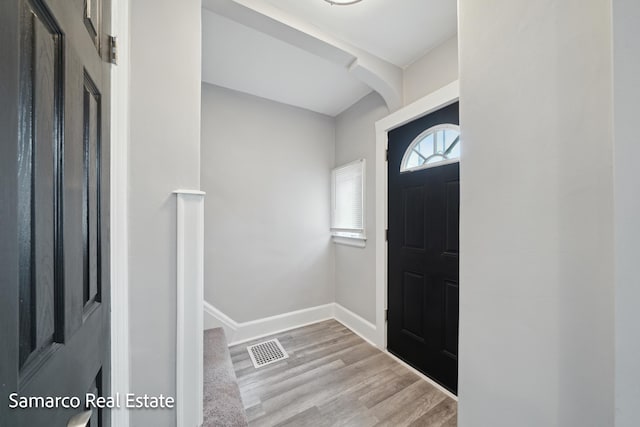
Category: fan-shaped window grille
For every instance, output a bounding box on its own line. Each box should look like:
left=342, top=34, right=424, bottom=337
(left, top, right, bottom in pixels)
left=400, top=124, right=461, bottom=172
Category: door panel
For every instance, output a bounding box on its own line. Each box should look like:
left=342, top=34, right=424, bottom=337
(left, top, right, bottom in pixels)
left=17, top=0, right=64, bottom=374
left=443, top=280, right=459, bottom=357
left=1, top=0, right=111, bottom=425
left=444, top=180, right=460, bottom=255
left=387, top=102, right=460, bottom=394
left=402, top=187, right=425, bottom=249
left=83, top=72, right=103, bottom=313
left=401, top=272, right=426, bottom=340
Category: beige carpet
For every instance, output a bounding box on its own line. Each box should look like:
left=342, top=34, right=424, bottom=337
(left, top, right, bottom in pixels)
left=203, top=328, right=248, bottom=427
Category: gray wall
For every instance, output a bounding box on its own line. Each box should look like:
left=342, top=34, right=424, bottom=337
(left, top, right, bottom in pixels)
left=613, top=0, right=640, bottom=425
left=128, top=0, right=201, bottom=425
left=403, top=36, right=458, bottom=105
left=458, top=1, right=614, bottom=426
left=334, top=92, right=389, bottom=323
left=201, top=84, right=335, bottom=322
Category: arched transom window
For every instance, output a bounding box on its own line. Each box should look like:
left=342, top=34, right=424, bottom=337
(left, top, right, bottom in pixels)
left=400, top=124, right=461, bottom=172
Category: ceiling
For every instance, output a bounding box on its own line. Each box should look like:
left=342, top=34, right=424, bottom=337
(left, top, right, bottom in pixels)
left=261, top=0, right=458, bottom=68
left=202, top=9, right=372, bottom=116
left=201, top=0, right=457, bottom=116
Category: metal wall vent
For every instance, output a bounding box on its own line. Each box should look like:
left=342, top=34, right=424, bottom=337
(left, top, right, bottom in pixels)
left=247, top=338, right=288, bottom=368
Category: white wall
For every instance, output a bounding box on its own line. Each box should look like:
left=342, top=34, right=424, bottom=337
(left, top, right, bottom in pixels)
left=613, top=1, right=640, bottom=425
left=458, top=1, right=613, bottom=426
left=403, top=36, right=458, bottom=105
left=128, top=0, right=201, bottom=425
left=334, top=92, right=389, bottom=323
left=201, top=84, right=335, bottom=322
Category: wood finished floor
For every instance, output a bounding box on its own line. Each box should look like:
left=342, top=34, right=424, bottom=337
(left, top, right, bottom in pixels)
left=230, top=320, right=457, bottom=427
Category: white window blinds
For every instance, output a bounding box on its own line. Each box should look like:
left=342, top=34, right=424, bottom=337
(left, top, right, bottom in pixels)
left=331, top=159, right=365, bottom=238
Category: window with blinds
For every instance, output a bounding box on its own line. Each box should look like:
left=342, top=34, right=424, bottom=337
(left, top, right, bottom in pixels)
left=331, top=159, right=365, bottom=240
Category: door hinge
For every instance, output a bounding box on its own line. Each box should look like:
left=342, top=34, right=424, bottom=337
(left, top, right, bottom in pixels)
left=385, top=309, right=388, bottom=321
left=385, top=149, right=389, bottom=161
left=108, top=35, right=118, bottom=65
left=385, top=229, right=389, bottom=242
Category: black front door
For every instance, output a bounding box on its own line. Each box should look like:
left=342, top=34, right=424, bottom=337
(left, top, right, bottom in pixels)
left=387, top=102, right=460, bottom=394
left=1, top=0, right=111, bottom=425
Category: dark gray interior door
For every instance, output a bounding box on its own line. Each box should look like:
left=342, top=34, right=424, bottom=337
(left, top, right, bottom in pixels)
left=387, top=102, right=460, bottom=394
left=1, top=0, right=111, bottom=425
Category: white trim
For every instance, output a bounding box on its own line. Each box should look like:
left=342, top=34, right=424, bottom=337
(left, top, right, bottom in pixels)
left=333, top=304, right=378, bottom=346
left=110, top=0, right=130, bottom=426
left=173, top=189, right=206, bottom=195
left=383, top=351, right=458, bottom=401
left=376, top=81, right=460, bottom=132
left=203, top=300, right=239, bottom=336
left=227, top=304, right=335, bottom=346
left=332, top=236, right=366, bottom=248
left=203, top=302, right=375, bottom=348
left=175, top=192, right=205, bottom=427
left=374, top=81, right=460, bottom=350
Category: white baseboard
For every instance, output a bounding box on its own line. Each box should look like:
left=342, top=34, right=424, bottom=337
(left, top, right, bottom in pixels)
left=203, top=302, right=378, bottom=348
left=204, top=300, right=238, bottom=339
left=333, top=303, right=378, bottom=347
left=228, top=304, right=335, bottom=346
left=204, top=302, right=335, bottom=346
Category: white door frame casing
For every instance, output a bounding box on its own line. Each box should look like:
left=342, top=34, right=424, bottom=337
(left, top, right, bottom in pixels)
left=110, top=0, right=130, bottom=426
left=373, top=80, right=460, bottom=349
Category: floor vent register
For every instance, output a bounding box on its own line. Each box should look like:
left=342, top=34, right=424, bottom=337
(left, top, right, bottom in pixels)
left=247, top=338, right=289, bottom=368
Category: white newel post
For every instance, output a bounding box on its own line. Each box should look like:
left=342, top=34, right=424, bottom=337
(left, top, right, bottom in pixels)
left=174, top=190, right=205, bottom=427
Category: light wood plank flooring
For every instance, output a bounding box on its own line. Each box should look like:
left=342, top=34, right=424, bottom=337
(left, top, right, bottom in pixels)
left=230, top=320, right=457, bottom=427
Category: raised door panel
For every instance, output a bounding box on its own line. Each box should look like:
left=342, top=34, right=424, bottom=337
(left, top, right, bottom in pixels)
left=17, top=0, right=64, bottom=379
left=83, top=0, right=102, bottom=50
left=401, top=272, right=426, bottom=341
left=443, top=280, right=459, bottom=359
left=83, top=72, right=102, bottom=315
left=444, top=180, right=459, bottom=256
left=402, top=186, right=425, bottom=250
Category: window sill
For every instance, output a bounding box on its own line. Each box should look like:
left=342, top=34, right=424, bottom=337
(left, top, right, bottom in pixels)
left=332, top=235, right=366, bottom=248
